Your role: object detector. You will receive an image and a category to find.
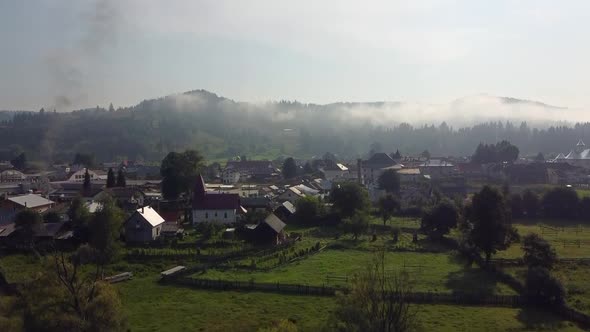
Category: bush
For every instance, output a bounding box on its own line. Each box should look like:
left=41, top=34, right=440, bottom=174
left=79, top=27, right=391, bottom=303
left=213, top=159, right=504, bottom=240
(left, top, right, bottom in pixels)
left=525, top=266, right=565, bottom=306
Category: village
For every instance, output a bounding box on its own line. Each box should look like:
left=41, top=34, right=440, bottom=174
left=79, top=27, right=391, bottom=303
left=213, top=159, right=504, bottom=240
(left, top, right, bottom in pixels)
left=2, top=140, right=590, bottom=331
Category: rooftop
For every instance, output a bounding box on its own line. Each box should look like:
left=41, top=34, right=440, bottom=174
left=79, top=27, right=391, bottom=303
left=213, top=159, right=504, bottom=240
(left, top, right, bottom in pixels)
left=135, top=206, right=165, bottom=227
left=7, top=194, right=54, bottom=208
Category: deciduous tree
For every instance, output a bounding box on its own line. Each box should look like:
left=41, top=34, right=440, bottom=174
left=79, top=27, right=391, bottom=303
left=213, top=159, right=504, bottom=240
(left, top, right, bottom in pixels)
left=378, top=169, right=400, bottom=194
left=282, top=157, right=297, bottom=179
left=421, top=200, right=459, bottom=239
left=160, top=150, right=205, bottom=199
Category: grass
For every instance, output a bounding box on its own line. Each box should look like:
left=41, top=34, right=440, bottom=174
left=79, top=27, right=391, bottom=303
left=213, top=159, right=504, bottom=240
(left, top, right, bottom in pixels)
left=197, top=248, right=516, bottom=295
left=555, top=261, right=590, bottom=316
left=116, top=277, right=582, bottom=332
left=116, top=276, right=334, bottom=332
left=496, top=219, right=590, bottom=259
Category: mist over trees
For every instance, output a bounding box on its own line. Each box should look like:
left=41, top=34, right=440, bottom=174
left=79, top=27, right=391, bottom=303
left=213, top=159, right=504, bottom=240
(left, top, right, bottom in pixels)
left=1, top=90, right=589, bottom=163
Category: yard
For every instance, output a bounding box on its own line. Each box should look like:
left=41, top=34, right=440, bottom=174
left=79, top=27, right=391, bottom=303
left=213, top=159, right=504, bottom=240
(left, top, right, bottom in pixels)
left=496, top=220, right=590, bottom=259
left=116, top=276, right=582, bottom=332
left=195, top=248, right=516, bottom=295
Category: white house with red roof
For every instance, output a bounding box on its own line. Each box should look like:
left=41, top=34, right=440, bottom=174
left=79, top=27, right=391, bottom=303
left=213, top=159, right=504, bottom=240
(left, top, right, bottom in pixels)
left=192, top=174, right=245, bottom=224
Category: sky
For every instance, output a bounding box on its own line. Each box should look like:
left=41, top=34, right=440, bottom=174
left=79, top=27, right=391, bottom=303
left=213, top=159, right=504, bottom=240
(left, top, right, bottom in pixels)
left=1, top=0, right=589, bottom=111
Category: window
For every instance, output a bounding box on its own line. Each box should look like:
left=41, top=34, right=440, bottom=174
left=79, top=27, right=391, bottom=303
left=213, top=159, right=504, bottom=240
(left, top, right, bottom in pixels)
left=224, top=212, right=227, bottom=218
left=214, top=212, right=218, bottom=217
left=205, top=212, right=208, bottom=219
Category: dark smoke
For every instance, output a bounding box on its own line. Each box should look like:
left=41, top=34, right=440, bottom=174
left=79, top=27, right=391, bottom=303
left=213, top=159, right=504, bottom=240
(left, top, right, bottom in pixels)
left=46, top=0, right=120, bottom=110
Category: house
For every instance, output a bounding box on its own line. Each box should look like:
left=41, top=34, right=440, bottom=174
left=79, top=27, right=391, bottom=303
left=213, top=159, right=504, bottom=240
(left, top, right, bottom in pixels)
left=95, top=187, right=146, bottom=211
left=67, top=168, right=106, bottom=182
left=160, top=222, right=184, bottom=239
left=418, top=159, right=456, bottom=178
left=396, top=168, right=422, bottom=184
left=1, top=194, right=54, bottom=214
left=192, top=174, right=244, bottom=224
left=246, top=213, right=286, bottom=245
left=361, top=153, right=401, bottom=186
left=124, top=206, right=165, bottom=243
left=554, top=140, right=590, bottom=169
left=274, top=201, right=296, bottom=222
left=0, top=169, right=26, bottom=183
left=320, top=161, right=349, bottom=182
left=224, top=160, right=278, bottom=181
left=221, top=168, right=240, bottom=184
left=278, top=187, right=305, bottom=204
left=241, top=196, right=272, bottom=213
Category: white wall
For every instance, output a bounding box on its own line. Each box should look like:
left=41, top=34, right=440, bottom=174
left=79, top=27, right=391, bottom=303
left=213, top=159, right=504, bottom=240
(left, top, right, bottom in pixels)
left=192, top=209, right=237, bottom=224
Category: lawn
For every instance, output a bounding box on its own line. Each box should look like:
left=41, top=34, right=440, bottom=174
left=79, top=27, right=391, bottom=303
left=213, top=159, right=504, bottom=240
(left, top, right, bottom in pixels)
left=555, top=261, right=590, bottom=316
left=496, top=220, right=590, bottom=259
left=196, top=248, right=516, bottom=295
left=116, top=277, right=582, bottom=332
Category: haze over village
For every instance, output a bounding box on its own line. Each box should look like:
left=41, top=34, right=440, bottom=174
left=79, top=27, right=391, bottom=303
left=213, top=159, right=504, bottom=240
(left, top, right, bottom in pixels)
left=2, top=1, right=590, bottom=332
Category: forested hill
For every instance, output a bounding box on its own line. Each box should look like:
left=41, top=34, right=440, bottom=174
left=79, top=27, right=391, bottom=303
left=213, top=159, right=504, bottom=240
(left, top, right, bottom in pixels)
left=0, top=90, right=588, bottom=163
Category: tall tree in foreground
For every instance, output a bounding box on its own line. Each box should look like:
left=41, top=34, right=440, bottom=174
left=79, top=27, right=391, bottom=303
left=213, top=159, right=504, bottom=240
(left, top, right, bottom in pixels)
left=377, top=194, right=400, bottom=226
left=467, top=186, right=517, bottom=264
left=21, top=249, right=127, bottom=331
left=83, top=168, right=91, bottom=192
left=106, top=168, right=116, bottom=188
left=14, top=209, right=42, bottom=248
left=378, top=169, right=400, bottom=194
left=421, top=200, right=459, bottom=240
left=160, top=150, right=205, bottom=199
left=88, top=197, right=125, bottom=263
left=116, top=169, right=126, bottom=187
left=522, top=233, right=557, bottom=271
left=325, top=251, right=418, bottom=332
left=282, top=157, right=297, bottom=179
left=330, top=182, right=370, bottom=219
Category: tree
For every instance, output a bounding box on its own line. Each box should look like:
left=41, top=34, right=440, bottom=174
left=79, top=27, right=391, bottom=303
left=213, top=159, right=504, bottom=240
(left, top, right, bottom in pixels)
left=21, top=250, right=127, bottom=332
left=541, top=187, right=579, bottom=219
left=325, top=251, right=418, bottom=332
left=330, top=182, right=370, bottom=219
left=377, top=169, right=400, bottom=194
left=295, top=196, right=324, bottom=225
left=579, top=197, right=590, bottom=221
left=10, top=152, right=26, bottom=170
left=534, top=152, right=545, bottom=162
left=467, top=186, right=516, bottom=263
left=14, top=209, right=42, bottom=248
left=393, top=149, right=402, bottom=159
left=83, top=168, right=91, bottom=192
left=106, top=168, right=116, bottom=188
left=377, top=194, right=400, bottom=226
left=525, top=266, right=565, bottom=306
left=116, top=169, right=126, bottom=187
left=88, top=197, right=125, bottom=263
left=282, top=157, right=297, bottom=179
left=522, top=190, right=540, bottom=218
left=343, top=212, right=369, bottom=240
left=108, top=103, right=115, bottom=112
left=69, top=197, right=91, bottom=241
left=510, top=193, right=524, bottom=219
left=522, top=233, right=557, bottom=270
left=421, top=200, right=459, bottom=240
left=43, top=211, right=61, bottom=223
left=160, top=150, right=205, bottom=199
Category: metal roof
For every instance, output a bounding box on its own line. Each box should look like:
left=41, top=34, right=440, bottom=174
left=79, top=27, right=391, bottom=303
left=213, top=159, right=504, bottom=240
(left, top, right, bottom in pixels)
left=135, top=206, right=165, bottom=227
left=7, top=194, right=54, bottom=208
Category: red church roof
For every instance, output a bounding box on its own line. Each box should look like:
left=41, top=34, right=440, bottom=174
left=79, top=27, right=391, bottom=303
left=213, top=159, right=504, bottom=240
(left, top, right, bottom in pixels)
left=193, top=174, right=241, bottom=210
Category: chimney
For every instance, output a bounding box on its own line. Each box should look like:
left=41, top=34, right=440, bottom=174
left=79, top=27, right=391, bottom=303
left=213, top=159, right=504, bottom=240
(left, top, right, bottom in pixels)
left=357, top=159, right=363, bottom=185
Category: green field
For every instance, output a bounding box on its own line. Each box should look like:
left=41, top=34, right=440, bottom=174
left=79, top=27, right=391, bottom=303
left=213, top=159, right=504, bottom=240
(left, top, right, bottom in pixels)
left=197, top=248, right=516, bottom=295
left=116, top=276, right=582, bottom=332
left=496, top=220, right=590, bottom=259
